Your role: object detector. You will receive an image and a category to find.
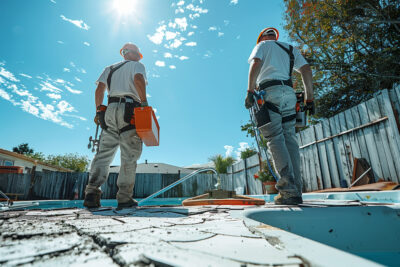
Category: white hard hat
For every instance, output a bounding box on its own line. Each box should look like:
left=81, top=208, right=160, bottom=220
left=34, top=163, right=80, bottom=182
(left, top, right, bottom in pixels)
left=120, top=43, right=143, bottom=59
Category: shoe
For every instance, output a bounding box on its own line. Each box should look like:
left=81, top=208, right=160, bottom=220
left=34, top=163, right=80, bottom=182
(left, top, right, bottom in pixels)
left=274, top=193, right=303, bottom=205
left=83, top=193, right=101, bottom=208
left=117, top=199, right=138, bottom=210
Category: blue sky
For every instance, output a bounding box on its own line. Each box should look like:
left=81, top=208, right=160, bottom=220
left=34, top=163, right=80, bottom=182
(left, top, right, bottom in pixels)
left=0, top=0, right=289, bottom=167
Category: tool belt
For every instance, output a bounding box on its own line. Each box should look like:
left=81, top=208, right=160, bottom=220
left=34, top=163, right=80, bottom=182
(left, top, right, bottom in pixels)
left=255, top=101, right=297, bottom=128
left=259, top=79, right=293, bottom=91
left=98, top=96, right=141, bottom=134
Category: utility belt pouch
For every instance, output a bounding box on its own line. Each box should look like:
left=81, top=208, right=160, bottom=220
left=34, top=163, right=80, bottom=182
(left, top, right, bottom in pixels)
left=97, top=105, right=108, bottom=130
left=123, top=97, right=138, bottom=125
left=255, top=103, right=272, bottom=128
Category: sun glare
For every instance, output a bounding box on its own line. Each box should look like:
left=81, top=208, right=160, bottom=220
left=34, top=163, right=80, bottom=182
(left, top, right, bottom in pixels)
left=112, top=0, right=137, bottom=16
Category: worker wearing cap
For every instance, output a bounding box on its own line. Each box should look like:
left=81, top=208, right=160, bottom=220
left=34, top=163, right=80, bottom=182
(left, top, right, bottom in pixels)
left=246, top=27, right=314, bottom=205
left=84, top=43, right=147, bottom=210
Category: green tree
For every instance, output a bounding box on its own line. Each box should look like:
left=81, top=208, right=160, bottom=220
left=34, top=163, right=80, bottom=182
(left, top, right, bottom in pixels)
left=283, top=0, right=400, bottom=117
left=209, top=154, right=236, bottom=174
left=240, top=148, right=258, bottom=160
left=44, top=153, right=90, bottom=172
left=12, top=143, right=34, bottom=155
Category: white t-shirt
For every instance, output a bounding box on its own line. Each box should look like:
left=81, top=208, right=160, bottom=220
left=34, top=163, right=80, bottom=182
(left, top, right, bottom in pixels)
left=248, top=40, right=308, bottom=85
left=96, top=60, right=147, bottom=102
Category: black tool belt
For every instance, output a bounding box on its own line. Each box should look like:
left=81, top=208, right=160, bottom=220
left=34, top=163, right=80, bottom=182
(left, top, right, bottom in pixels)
left=108, top=96, right=139, bottom=104
left=107, top=96, right=140, bottom=134
left=259, top=79, right=293, bottom=91
left=255, top=101, right=296, bottom=128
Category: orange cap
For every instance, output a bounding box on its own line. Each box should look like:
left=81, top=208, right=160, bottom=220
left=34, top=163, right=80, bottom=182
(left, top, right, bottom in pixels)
left=257, top=27, right=279, bottom=44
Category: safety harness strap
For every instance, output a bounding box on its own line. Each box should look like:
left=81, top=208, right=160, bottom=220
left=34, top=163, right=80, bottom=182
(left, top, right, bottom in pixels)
left=264, top=101, right=296, bottom=124
left=107, top=61, right=129, bottom=90
left=119, top=124, right=136, bottom=134
left=275, top=42, right=294, bottom=79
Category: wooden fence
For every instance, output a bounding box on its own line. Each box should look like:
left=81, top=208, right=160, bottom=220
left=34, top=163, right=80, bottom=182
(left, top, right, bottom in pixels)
left=297, top=87, right=400, bottom=192
left=0, top=154, right=263, bottom=200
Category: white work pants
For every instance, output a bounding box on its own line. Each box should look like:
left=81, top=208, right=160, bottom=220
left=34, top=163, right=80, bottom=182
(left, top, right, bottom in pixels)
left=258, top=85, right=303, bottom=197
left=85, top=102, right=143, bottom=203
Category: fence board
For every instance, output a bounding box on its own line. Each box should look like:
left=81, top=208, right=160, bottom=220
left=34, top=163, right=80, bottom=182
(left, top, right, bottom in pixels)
left=358, top=102, right=383, bottom=181
left=338, top=112, right=352, bottom=186
left=314, top=123, right=332, bottom=188
left=310, top=125, right=323, bottom=190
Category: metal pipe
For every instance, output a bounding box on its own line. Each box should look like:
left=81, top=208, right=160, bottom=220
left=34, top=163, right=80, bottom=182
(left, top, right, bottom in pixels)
left=138, top=168, right=219, bottom=205
left=348, top=167, right=372, bottom=189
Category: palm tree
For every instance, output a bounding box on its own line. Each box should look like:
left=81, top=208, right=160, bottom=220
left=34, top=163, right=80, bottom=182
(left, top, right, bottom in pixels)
left=209, top=154, right=236, bottom=174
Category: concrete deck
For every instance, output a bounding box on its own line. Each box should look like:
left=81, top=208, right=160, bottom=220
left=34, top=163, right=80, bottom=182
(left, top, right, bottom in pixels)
left=0, top=204, right=385, bottom=266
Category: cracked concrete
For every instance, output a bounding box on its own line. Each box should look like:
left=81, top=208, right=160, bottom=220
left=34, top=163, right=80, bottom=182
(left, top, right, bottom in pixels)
left=0, top=204, right=383, bottom=266
left=0, top=206, right=307, bottom=266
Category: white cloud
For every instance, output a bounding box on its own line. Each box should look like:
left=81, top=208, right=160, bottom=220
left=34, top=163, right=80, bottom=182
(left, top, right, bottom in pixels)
left=208, top=26, right=217, bottom=31
left=185, top=42, right=197, bottom=46
left=147, top=25, right=166, bottom=45
left=186, top=4, right=208, bottom=13
left=230, top=0, right=238, bottom=5
left=0, top=67, right=19, bottom=82
left=152, top=74, right=160, bottom=78
left=191, top=25, right=198, bottom=29
left=236, top=35, right=241, bottom=39
left=165, top=31, right=178, bottom=40
left=174, top=17, right=188, bottom=31
left=19, top=73, right=32, bottom=79
left=175, top=7, right=184, bottom=14
left=146, top=93, right=151, bottom=98
left=0, top=88, right=11, bottom=100
left=40, top=81, right=63, bottom=93
left=60, top=15, right=90, bottom=30
left=57, top=100, right=75, bottom=113
left=79, top=68, right=87, bottom=74
left=224, top=145, right=234, bottom=157
left=188, top=31, right=194, bottom=36
left=65, top=85, right=82, bottom=94
left=63, top=68, right=70, bottom=72
left=224, top=20, right=230, bottom=26
left=164, top=52, right=173, bottom=58
left=155, top=61, right=166, bottom=67
left=70, top=62, right=76, bottom=67
left=165, top=39, right=182, bottom=49
left=21, top=100, right=39, bottom=116
left=218, top=32, right=224, bottom=37
left=47, top=93, right=62, bottom=99
left=177, top=0, right=184, bottom=6
left=83, top=42, right=90, bottom=46
left=169, top=65, right=176, bottom=69
left=179, top=56, right=189, bottom=60
left=235, top=142, right=249, bottom=159
left=74, top=77, right=82, bottom=82
left=50, top=0, right=56, bottom=3
left=189, top=13, right=200, bottom=19
left=57, top=40, right=64, bottom=44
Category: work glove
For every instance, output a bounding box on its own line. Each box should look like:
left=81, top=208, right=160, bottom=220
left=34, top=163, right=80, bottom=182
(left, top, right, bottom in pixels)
left=94, top=114, right=100, bottom=125
left=245, top=90, right=255, bottom=109
left=305, top=100, right=315, bottom=115
left=141, top=100, right=148, bottom=107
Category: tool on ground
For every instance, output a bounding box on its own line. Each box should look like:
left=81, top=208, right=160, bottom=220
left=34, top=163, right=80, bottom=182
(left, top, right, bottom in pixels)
left=88, top=123, right=100, bottom=153
left=182, top=189, right=265, bottom=206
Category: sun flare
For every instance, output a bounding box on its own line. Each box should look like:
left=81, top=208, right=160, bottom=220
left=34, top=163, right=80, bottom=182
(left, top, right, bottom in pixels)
left=112, top=0, right=137, bottom=16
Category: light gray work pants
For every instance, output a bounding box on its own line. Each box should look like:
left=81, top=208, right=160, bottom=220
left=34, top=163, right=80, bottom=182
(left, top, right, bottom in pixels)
left=85, top=102, right=143, bottom=203
left=258, top=85, right=302, bottom=197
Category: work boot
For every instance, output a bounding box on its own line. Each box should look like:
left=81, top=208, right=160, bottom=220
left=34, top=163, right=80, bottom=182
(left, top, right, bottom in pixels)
left=83, top=193, right=101, bottom=209
left=274, top=193, right=303, bottom=205
left=117, top=199, right=138, bottom=210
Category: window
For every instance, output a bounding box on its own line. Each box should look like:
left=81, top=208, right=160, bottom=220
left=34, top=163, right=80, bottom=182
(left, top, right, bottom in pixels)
left=4, top=160, right=14, bottom=166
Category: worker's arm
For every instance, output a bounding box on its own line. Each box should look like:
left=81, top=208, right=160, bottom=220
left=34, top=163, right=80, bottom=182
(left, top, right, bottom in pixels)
left=95, top=82, right=106, bottom=109
left=247, top=58, right=263, bottom=93
left=134, top=73, right=147, bottom=104
left=299, top=64, right=313, bottom=101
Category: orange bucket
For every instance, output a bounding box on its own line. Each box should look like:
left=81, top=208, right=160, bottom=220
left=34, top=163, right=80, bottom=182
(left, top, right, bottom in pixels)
left=134, top=106, right=160, bottom=146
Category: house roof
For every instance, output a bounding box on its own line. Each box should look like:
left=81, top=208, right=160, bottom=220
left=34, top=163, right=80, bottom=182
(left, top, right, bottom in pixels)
left=0, top=148, right=72, bottom=172
left=184, top=162, right=215, bottom=170
left=110, top=162, right=194, bottom=174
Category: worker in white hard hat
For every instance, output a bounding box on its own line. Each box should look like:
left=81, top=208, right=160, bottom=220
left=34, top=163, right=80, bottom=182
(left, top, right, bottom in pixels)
left=84, top=43, right=147, bottom=210
left=245, top=27, right=314, bottom=205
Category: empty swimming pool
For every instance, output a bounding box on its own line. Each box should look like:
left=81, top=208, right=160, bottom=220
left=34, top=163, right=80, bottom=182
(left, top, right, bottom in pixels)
left=245, top=204, right=400, bottom=266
